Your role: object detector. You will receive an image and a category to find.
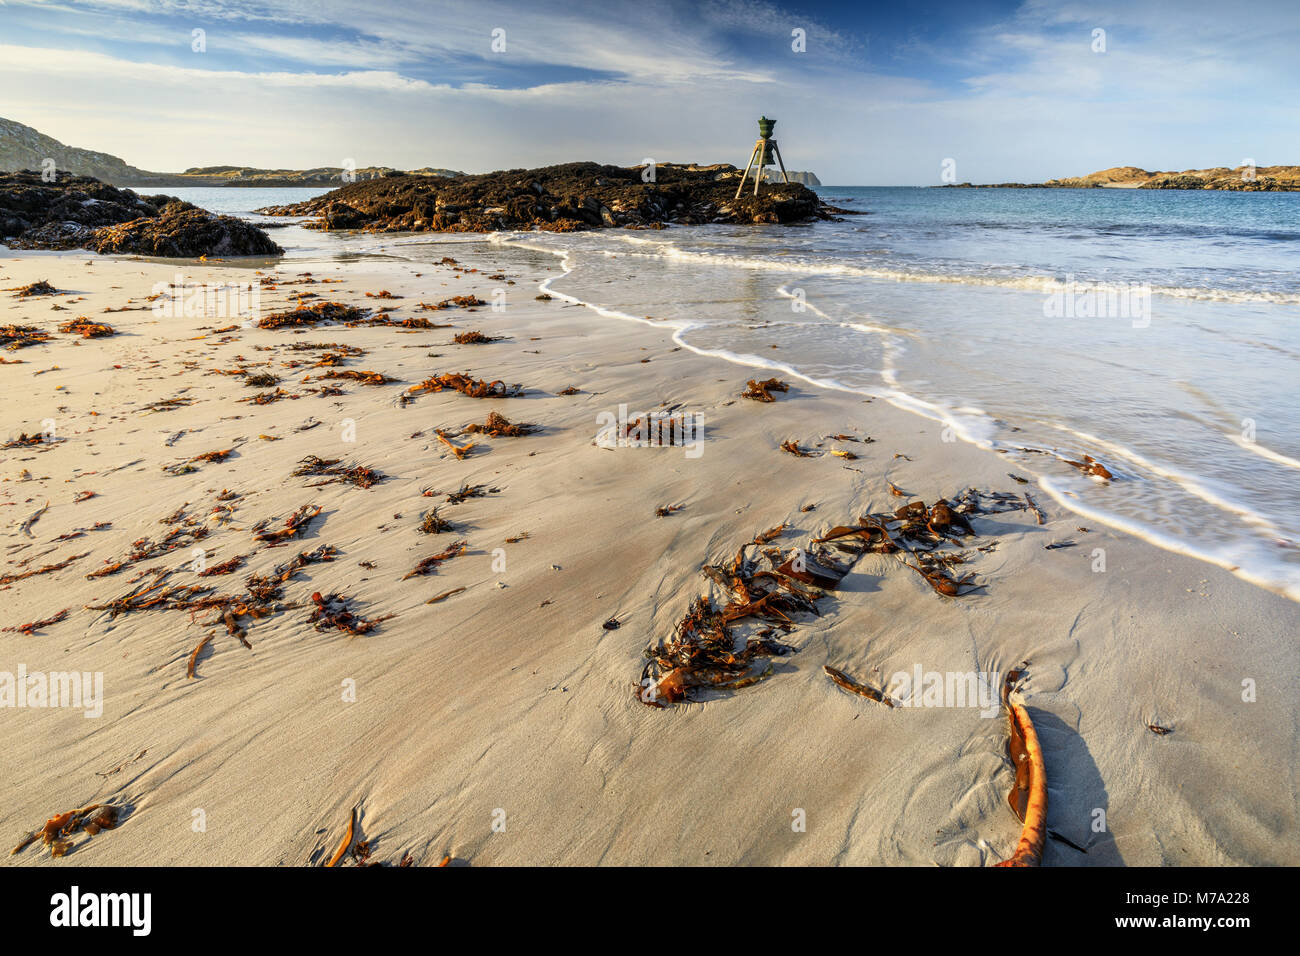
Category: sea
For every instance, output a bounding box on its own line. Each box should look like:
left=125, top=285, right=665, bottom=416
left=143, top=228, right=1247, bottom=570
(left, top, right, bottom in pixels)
left=169, top=184, right=1300, bottom=602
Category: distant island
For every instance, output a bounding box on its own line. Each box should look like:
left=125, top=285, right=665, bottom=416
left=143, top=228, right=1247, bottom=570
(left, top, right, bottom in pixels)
left=0, top=116, right=464, bottom=187
left=941, top=164, right=1300, bottom=191
left=764, top=170, right=821, bottom=186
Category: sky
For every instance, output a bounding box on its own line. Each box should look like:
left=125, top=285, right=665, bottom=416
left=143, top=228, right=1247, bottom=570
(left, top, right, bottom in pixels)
left=1, top=0, right=1298, bottom=184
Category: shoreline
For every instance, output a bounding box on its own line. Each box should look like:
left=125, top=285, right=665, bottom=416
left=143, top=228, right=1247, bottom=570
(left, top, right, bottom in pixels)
left=1, top=248, right=1297, bottom=866
left=501, top=233, right=1300, bottom=605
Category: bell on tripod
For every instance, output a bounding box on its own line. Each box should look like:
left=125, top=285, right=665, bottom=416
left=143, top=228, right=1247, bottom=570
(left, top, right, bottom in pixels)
left=735, top=116, right=790, bottom=198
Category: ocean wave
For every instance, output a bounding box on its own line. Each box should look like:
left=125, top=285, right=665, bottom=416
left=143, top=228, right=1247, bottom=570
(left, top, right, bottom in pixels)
left=514, top=233, right=1300, bottom=305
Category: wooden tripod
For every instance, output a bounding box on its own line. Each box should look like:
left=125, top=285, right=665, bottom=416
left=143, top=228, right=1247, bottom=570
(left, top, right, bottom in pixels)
left=734, top=137, right=790, bottom=198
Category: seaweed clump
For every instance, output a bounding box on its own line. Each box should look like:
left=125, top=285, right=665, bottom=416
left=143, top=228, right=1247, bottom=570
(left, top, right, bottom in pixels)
left=0, top=325, right=52, bottom=350
left=309, top=592, right=393, bottom=636
left=408, top=373, right=523, bottom=399
left=453, top=330, right=498, bottom=344
left=58, top=317, right=115, bottom=338
left=10, top=804, right=122, bottom=859
left=742, top=378, right=789, bottom=402
left=259, top=302, right=368, bottom=329
left=292, top=455, right=386, bottom=489
left=463, top=411, right=535, bottom=436
left=10, top=280, right=60, bottom=297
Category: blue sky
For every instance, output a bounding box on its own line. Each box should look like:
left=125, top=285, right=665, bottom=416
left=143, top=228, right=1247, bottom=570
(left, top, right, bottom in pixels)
left=2, top=0, right=1297, bottom=183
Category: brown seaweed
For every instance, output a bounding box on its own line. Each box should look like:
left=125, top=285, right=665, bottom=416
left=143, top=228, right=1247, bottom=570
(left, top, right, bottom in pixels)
left=823, top=665, right=894, bottom=707
left=0, top=325, right=52, bottom=350
left=259, top=302, right=368, bottom=329
left=252, top=503, right=321, bottom=543
left=417, top=294, right=486, bottom=310
left=10, top=280, right=60, bottom=296
left=186, top=634, right=213, bottom=679
left=309, top=592, right=393, bottom=636
left=1, top=432, right=49, bottom=449
left=292, top=455, right=386, bottom=489
left=453, top=330, right=499, bottom=344
left=408, top=373, right=523, bottom=399
left=1063, top=454, right=1114, bottom=480
left=403, top=540, right=467, bottom=579
left=425, top=586, right=467, bottom=605
left=639, top=538, right=832, bottom=707
left=198, top=555, right=246, bottom=577
left=2, top=608, right=70, bottom=634
left=996, top=668, right=1048, bottom=867
left=741, top=377, right=789, bottom=402
left=323, top=369, right=395, bottom=386
left=58, top=317, right=115, bottom=338
left=419, top=508, right=455, bottom=534
left=442, top=482, right=498, bottom=505
left=463, top=411, right=535, bottom=436
left=11, top=803, right=121, bottom=858
left=0, top=551, right=88, bottom=586
left=435, top=430, right=477, bottom=460
left=325, top=806, right=356, bottom=867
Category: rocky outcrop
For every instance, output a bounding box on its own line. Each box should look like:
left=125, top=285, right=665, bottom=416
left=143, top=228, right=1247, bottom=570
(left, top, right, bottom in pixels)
left=86, top=200, right=283, bottom=257
left=258, top=161, right=838, bottom=232
left=0, top=116, right=161, bottom=185
left=0, top=170, right=282, bottom=257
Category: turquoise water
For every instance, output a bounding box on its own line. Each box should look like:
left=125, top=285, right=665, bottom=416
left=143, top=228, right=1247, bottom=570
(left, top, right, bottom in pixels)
left=185, top=185, right=1300, bottom=600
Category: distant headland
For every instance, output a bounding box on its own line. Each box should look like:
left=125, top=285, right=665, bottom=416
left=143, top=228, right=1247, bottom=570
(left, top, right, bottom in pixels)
left=0, top=116, right=464, bottom=187
left=941, top=164, right=1300, bottom=191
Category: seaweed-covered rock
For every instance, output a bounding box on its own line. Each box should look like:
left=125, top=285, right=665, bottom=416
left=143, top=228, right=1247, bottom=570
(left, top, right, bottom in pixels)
left=259, top=161, right=836, bottom=232
left=0, top=170, right=282, bottom=256
left=88, top=200, right=283, bottom=257
left=1, top=169, right=164, bottom=237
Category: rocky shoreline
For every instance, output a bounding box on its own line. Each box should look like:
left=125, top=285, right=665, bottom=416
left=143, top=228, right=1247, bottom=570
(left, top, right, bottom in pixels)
left=0, top=170, right=283, bottom=257
left=257, top=161, right=844, bottom=232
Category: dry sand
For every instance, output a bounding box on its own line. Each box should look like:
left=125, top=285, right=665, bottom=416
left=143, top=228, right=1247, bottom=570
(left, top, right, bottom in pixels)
left=1, top=249, right=1296, bottom=866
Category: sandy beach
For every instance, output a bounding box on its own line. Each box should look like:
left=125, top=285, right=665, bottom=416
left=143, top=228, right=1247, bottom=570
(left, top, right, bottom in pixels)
left=2, top=248, right=1296, bottom=867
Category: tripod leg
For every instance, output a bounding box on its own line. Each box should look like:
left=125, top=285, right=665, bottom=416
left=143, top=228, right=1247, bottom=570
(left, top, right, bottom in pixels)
left=734, top=143, right=760, bottom=200
left=754, top=142, right=764, bottom=196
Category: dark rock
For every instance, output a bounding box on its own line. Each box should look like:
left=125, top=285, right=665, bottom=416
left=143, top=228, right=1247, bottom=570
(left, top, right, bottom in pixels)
left=0, top=170, right=282, bottom=257
left=88, top=200, right=283, bottom=257
left=257, top=161, right=833, bottom=232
